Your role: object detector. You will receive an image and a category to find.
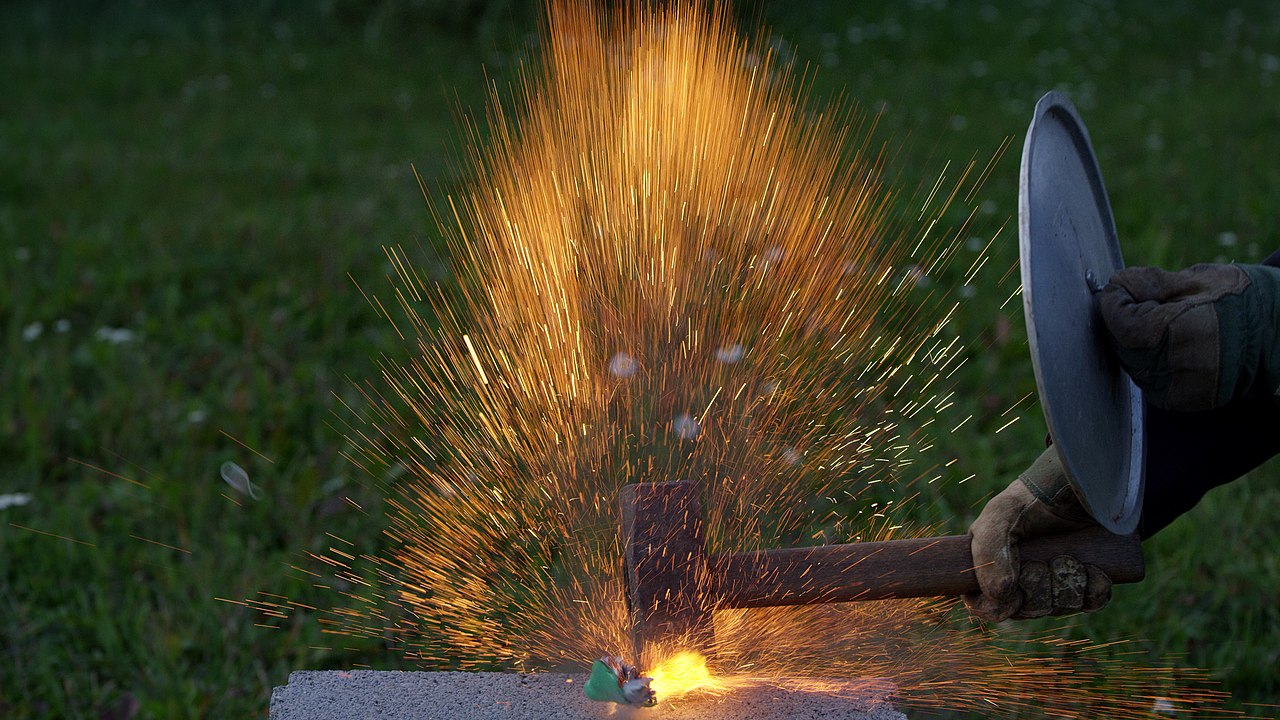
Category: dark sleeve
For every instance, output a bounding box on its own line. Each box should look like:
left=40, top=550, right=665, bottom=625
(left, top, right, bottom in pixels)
left=1138, top=398, right=1280, bottom=538
left=1138, top=249, right=1280, bottom=538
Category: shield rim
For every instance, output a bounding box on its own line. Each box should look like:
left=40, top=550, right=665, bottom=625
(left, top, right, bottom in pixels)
left=1018, top=91, right=1145, bottom=534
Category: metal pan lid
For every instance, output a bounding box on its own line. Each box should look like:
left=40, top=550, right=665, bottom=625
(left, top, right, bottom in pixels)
left=1019, top=91, right=1144, bottom=534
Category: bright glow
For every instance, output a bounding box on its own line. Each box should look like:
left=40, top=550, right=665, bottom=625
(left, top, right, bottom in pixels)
left=646, top=651, right=728, bottom=701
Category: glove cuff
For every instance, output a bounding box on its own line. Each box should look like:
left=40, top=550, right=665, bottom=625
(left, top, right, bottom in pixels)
left=1017, top=447, right=1094, bottom=524
left=1237, top=264, right=1280, bottom=406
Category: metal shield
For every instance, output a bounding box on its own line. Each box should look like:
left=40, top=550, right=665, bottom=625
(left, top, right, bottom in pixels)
left=1019, top=91, right=1144, bottom=534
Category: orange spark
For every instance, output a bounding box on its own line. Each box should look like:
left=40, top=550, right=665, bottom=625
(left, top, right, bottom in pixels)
left=218, top=429, right=276, bottom=464
left=9, top=522, right=97, bottom=547
left=68, top=457, right=150, bottom=489
left=128, top=534, right=193, bottom=555
left=289, top=2, right=1240, bottom=717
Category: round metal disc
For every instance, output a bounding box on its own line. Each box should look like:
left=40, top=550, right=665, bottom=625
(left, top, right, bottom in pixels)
left=1019, top=91, right=1144, bottom=534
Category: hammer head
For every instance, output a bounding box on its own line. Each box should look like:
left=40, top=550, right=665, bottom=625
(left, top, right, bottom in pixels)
left=619, top=481, right=714, bottom=662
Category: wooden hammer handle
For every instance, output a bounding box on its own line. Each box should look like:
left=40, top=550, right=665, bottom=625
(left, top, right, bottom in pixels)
left=711, top=526, right=1143, bottom=608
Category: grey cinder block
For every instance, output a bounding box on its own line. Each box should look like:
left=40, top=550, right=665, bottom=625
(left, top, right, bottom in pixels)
left=270, top=670, right=905, bottom=720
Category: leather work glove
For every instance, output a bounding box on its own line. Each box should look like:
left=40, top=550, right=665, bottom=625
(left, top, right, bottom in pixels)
left=1099, top=263, right=1280, bottom=411
left=966, top=447, right=1112, bottom=622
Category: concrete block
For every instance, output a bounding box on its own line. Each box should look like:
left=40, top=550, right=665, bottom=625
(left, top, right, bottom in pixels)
left=270, top=670, right=905, bottom=720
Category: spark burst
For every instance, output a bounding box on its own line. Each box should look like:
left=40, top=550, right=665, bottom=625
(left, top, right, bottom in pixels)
left=291, top=1, right=1235, bottom=716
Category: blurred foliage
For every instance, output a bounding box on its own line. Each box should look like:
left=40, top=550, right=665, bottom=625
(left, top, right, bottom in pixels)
left=1, top=0, right=1278, bottom=717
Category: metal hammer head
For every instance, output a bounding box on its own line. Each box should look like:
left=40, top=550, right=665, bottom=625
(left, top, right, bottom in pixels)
left=619, top=480, right=714, bottom=661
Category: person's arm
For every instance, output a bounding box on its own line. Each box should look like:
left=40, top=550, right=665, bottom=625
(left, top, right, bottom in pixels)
left=1104, top=258, right=1280, bottom=535
left=1140, top=398, right=1280, bottom=537
left=967, top=257, right=1280, bottom=622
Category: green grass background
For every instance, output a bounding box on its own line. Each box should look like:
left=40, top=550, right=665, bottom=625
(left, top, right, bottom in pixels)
left=2, top=1, right=1277, bottom=717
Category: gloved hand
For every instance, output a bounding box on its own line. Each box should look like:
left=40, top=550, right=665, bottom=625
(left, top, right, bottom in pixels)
left=965, top=447, right=1112, bottom=622
left=1099, top=263, right=1280, bottom=411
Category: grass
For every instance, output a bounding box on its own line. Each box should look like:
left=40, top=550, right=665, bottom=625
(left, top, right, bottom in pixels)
left=2, top=1, right=1278, bottom=717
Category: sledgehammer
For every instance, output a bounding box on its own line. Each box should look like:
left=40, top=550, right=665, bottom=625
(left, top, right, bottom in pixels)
left=619, top=480, right=1144, bottom=655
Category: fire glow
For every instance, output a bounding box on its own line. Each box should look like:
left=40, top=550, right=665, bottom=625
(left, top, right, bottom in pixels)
left=646, top=651, right=728, bottom=702
left=283, top=1, right=1238, bottom=717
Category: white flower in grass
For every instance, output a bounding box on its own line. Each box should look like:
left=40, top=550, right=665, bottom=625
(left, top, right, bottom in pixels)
left=608, top=352, right=638, bottom=378
left=904, top=264, right=930, bottom=288
left=714, top=344, right=744, bottom=364
left=673, top=413, right=700, bottom=440
left=95, top=327, right=137, bottom=344
left=220, top=461, right=261, bottom=500
left=782, top=447, right=803, bottom=467
left=0, top=493, right=33, bottom=510
left=22, top=322, right=43, bottom=342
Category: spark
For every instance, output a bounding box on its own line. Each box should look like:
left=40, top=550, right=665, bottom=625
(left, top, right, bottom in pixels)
left=128, top=534, right=193, bottom=555
left=288, top=2, right=1239, bottom=718
left=462, top=334, right=489, bottom=386
left=993, top=416, right=1020, bottom=434
left=68, top=457, right=150, bottom=489
left=9, top=522, right=96, bottom=547
left=218, top=430, right=276, bottom=464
